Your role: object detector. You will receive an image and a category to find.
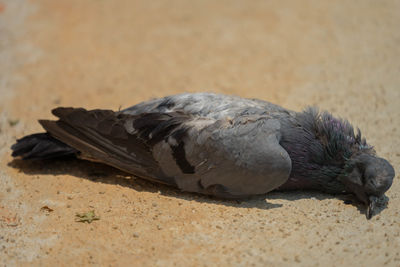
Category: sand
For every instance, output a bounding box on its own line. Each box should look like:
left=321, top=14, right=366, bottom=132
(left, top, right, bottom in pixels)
left=1, top=0, right=400, bottom=266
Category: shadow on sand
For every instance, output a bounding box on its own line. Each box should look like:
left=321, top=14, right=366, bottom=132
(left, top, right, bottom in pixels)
left=8, top=158, right=385, bottom=218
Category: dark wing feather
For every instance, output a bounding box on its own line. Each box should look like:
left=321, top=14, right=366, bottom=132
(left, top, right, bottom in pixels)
left=39, top=107, right=192, bottom=186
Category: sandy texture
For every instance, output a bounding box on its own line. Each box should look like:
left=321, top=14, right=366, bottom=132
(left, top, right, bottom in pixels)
left=1, top=0, right=400, bottom=266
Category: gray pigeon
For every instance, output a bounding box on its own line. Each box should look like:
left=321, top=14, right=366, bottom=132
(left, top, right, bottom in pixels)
left=11, top=93, right=395, bottom=218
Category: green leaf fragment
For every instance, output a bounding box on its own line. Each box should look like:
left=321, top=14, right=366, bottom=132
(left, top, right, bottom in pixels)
left=8, top=119, right=19, bottom=127
left=75, top=210, right=100, bottom=223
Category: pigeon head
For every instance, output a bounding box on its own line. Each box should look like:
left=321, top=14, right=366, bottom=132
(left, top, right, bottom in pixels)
left=283, top=108, right=396, bottom=218
left=339, top=153, right=395, bottom=218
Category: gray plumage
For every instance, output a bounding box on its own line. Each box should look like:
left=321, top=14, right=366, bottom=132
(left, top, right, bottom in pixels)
left=11, top=93, right=395, bottom=218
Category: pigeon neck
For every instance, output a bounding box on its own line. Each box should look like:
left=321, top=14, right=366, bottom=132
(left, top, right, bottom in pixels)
left=279, top=135, right=346, bottom=192
left=278, top=108, right=371, bottom=193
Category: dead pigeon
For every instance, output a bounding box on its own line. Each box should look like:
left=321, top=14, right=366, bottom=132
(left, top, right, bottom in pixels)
left=11, top=93, right=395, bottom=218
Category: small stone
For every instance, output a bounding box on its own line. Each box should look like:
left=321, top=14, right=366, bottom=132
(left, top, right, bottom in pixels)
left=295, top=255, right=301, bottom=263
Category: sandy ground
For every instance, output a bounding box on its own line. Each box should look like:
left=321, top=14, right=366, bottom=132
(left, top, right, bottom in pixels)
left=1, top=0, right=400, bottom=266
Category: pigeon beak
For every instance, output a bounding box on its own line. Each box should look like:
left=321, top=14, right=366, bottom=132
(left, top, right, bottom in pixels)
left=366, top=195, right=379, bottom=219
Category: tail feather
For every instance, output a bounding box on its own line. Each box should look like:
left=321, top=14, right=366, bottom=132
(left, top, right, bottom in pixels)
left=36, top=108, right=162, bottom=180
left=11, top=133, right=77, bottom=160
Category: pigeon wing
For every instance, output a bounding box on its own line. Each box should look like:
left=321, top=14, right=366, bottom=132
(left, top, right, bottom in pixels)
left=40, top=107, right=292, bottom=198
left=39, top=107, right=183, bottom=185
left=151, top=114, right=292, bottom=198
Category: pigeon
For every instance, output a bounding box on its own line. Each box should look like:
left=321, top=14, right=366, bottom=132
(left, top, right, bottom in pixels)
left=11, top=92, right=395, bottom=218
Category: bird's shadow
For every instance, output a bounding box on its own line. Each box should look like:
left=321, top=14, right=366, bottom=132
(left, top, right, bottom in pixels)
left=8, top=158, right=385, bottom=217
